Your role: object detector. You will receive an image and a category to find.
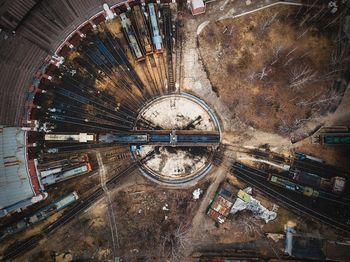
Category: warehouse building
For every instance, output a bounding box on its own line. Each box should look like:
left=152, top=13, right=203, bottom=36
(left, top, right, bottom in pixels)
left=0, top=126, right=47, bottom=217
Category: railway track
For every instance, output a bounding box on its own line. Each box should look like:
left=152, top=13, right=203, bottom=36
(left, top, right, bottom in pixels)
left=162, top=6, right=175, bottom=93
left=231, top=162, right=350, bottom=234
left=1, top=152, right=154, bottom=261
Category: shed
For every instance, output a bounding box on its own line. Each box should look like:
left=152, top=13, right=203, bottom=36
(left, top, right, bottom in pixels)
left=285, top=228, right=325, bottom=260
left=190, top=0, right=206, bottom=15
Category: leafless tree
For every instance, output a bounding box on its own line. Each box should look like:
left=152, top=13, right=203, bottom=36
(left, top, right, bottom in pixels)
left=258, top=13, right=278, bottom=35
left=305, top=89, right=342, bottom=108
left=161, top=223, right=191, bottom=262
left=289, top=65, right=317, bottom=90
left=278, top=119, right=303, bottom=134
left=257, top=66, right=271, bottom=80
left=270, top=43, right=286, bottom=65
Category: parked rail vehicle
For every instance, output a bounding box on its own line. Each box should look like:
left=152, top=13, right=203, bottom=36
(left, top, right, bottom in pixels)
left=39, top=154, right=89, bottom=178
left=44, top=133, right=96, bottom=143
left=98, top=131, right=220, bottom=146
left=0, top=192, right=79, bottom=241
left=290, top=169, right=346, bottom=194
left=148, top=3, right=163, bottom=52
left=41, top=163, right=93, bottom=186
left=120, top=13, right=145, bottom=61
left=132, top=5, right=153, bottom=55
left=295, top=152, right=325, bottom=164
left=313, top=133, right=350, bottom=145
left=268, top=174, right=320, bottom=198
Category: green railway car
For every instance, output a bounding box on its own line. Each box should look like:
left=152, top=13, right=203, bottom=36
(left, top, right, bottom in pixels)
left=269, top=174, right=319, bottom=197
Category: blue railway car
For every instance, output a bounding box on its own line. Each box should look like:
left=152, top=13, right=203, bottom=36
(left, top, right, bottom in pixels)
left=0, top=192, right=79, bottom=241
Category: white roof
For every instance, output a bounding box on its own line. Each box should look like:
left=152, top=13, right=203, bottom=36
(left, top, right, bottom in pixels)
left=192, top=0, right=205, bottom=9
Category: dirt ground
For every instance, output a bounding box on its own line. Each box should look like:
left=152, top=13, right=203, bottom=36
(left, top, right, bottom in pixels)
left=198, top=5, right=342, bottom=137
left=11, top=173, right=210, bottom=262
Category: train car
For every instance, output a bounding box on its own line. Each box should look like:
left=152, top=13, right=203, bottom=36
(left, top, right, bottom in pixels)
left=268, top=174, right=319, bottom=197
left=41, top=163, right=93, bottom=186
left=132, top=5, right=153, bottom=55
left=39, top=154, right=89, bottom=178
left=321, top=133, right=350, bottom=145
left=44, top=133, right=96, bottom=143
left=28, top=191, right=79, bottom=224
left=0, top=192, right=78, bottom=241
left=295, top=152, right=325, bottom=164
left=119, top=13, right=145, bottom=61
left=291, top=169, right=346, bottom=194
left=148, top=3, right=163, bottom=53
left=98, top=133, right=149, bottom=143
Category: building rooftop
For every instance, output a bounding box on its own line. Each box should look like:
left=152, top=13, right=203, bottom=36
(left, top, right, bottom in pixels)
left=0, top=126, right=45, bottom=217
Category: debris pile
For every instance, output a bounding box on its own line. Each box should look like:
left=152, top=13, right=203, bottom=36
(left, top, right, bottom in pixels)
left=230, top=187, right=277, bottom=223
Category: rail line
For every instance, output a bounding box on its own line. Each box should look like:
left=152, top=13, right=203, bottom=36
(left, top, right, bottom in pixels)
left=1, top=151, right=155, bottom=261
left=162, top=5, right=175, bottom=93
left=231, top=162, right=350, bottom=234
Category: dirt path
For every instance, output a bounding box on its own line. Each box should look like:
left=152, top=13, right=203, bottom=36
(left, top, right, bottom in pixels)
left=96, top=152, right=120, bottom=260
left=185, top=163, right=230, bottom=254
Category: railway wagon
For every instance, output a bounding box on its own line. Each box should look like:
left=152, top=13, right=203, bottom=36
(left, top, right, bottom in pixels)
left=39, top=154, right=89, bottom=178
left=41, top=163, right=93, bottom=186
left=0, top=192, right=78, bottom=241
left=291, top=169, right=346, bottom=194
left=132, top=5, right=153, bottom=55
left=44, top=133, right=96, bottom=143
left=120, top=13, right=145, bottom=61
left=177, top=134, right=220, bottom=143
left=295, top=152, right=325, bottom=164
left=148, top=3, right=163, bottom=52
left=268, top=174, right=319, bottom=197
left=98, top=133, right=149, bottom=143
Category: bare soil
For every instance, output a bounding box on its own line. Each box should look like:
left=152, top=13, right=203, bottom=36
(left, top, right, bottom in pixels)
left=198, top=5, right=342, bottom=137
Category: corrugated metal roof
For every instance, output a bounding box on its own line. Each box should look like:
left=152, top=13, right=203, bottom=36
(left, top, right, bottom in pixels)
left=0, top=126, right=35, bottom=209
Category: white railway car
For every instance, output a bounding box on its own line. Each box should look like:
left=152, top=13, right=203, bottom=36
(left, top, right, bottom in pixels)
left=148, top=3, right=162, bottom=52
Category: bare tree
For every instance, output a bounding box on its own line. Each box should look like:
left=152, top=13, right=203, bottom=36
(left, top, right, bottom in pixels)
left=258, top=13, right=278, bottom=35
left=257, top=66, right=271, bottom=80
left=270, top=43, right=286, bottom=65
left=161, top=223, right=191, bottom=262
left=289, top=65, right=317, bottom=90
left=278, top=117, right=311, bottom=135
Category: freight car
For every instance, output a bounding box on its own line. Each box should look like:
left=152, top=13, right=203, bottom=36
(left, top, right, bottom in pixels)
left=39, top=154, right=89, bottom=178
left=295, top=152, right=325, bottom=164
left=44, top=133, right=96, bottom=143
left=120, top=13, right=145, bottom=61
left=0, top=192, right=79, bottom=241
left=132, top=5, right=153, bottom=55
left=291, top=169, right=346, bottom=194
left=268, top=174, right=320, bottom=197
left=148, top=3, right=163, bottom=52
left=41, top=163, right=93, bottom=186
